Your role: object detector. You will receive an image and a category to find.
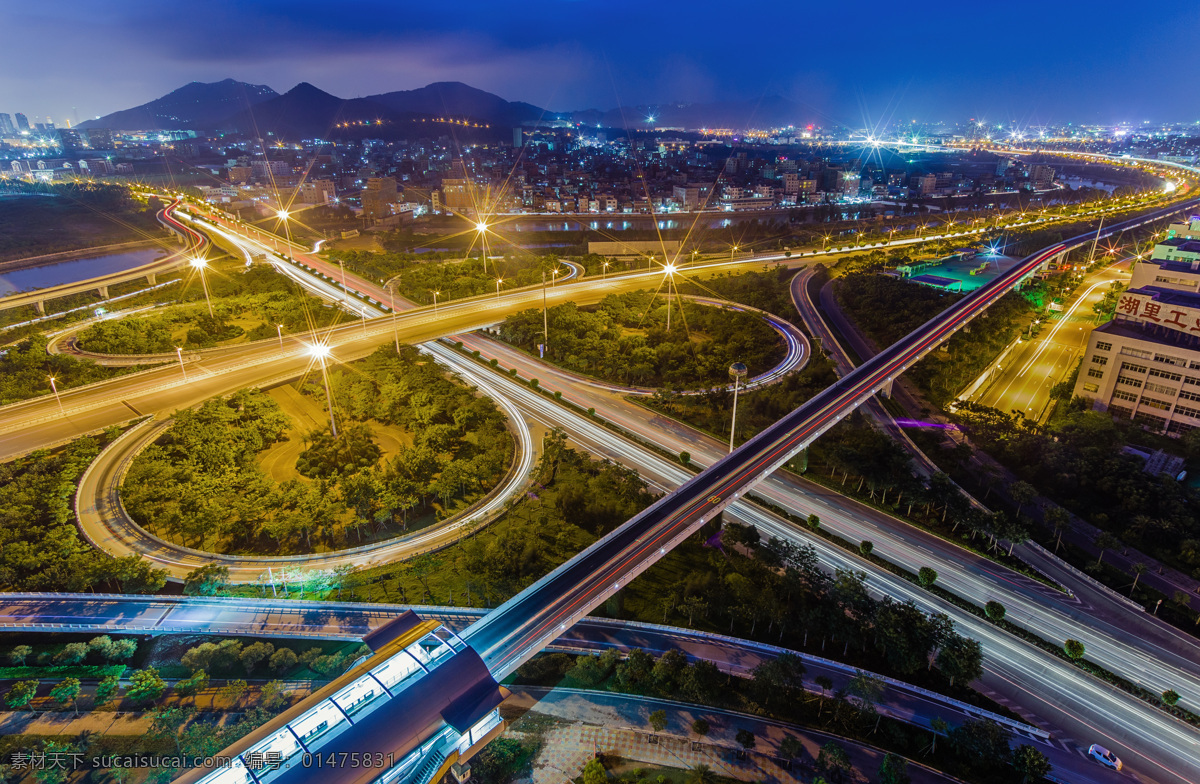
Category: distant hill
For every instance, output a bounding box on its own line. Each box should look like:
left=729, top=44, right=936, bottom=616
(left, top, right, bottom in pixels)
left=219, top=82, right=398, bottom=139
left=79, top=78, right=278, bottom=130
left=364, top=81, right=553, bottom=127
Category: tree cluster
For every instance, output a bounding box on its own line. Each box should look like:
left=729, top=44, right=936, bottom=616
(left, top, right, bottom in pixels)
left=499, top=291, right=785, bottom=388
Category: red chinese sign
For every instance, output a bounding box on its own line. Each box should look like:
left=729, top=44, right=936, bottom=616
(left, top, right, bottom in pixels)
left=1117, top=293, right=1200, bottom=334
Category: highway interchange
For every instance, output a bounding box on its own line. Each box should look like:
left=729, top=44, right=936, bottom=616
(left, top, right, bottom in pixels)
left=3, top=167, right=1200, bottom=782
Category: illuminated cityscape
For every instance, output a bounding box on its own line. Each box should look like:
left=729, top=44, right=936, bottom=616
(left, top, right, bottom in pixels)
left=0, top=4, right=1199, bottom=784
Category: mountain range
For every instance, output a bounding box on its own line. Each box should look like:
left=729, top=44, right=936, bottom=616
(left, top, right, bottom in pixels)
left=80, top=78, right=811, bottom=136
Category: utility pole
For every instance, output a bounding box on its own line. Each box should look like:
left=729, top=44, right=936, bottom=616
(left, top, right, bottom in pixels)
left=542, top=270, right=549, bottom=358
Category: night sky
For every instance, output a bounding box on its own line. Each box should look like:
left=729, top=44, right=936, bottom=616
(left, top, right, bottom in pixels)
left=5, top=0, right=1198, bottom=127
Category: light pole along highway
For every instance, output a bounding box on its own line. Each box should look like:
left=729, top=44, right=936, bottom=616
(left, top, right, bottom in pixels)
left=177, top=197, right=1200, bottom=784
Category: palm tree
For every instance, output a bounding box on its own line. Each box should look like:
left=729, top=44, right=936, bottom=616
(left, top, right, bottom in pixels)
left=1130, top=562, right=1147, bottom=594
left=686, top=764, right=716, bottom=784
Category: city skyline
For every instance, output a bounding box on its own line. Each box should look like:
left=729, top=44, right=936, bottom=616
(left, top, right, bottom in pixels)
left=5, top=0, right=1200, bottom=127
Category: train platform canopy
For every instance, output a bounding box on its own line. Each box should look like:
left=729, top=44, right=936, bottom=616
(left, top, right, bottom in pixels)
left=909, top=274, right=962, bottom=290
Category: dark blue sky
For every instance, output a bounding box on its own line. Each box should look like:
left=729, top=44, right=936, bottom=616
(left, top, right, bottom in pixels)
left=4, top=0, right=1197, bottom=127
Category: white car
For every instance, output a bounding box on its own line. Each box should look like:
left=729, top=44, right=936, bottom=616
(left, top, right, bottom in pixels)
left=1088, top=744, right=1123, bottom=771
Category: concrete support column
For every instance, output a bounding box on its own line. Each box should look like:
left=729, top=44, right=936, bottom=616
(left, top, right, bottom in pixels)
left=146, top=273, right=156, bottom=285
left=35, top=300, right=45, bottom=315
left=97, top=285, right=109, bottom=299
left=879, top=378, right=895, bottom=398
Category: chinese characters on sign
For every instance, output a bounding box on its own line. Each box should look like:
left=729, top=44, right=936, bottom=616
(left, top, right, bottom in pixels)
left=1117, top=293, right=1200, bottom=334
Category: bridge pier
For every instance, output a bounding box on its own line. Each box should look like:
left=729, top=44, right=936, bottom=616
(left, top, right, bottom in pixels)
left=97, top=285, right=109, bottom=299
left=879, top=378, right=895, bottom=398
left=146, top=273, right=156, bottom=285
left=34, top=300, right=44, bottom=315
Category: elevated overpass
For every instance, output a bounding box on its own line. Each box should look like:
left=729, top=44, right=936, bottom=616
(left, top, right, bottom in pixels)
left=172, top=197, right=1200, bottom=784
left=0, top=198, right=204, bottom=314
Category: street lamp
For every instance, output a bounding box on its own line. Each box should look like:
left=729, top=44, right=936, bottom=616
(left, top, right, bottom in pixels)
left=495, top=278, right=504, bottom=299
left=728, top=362, right=748, bottom=453
left=277, top=209, right=294, bottom=261
left=48, top=376, right=64, bottom=417
left=475, top=221, right=490, bottom=274
left=389, top=287, right=400, bottom=354
left=338, top=258, right=349, bottom=300
left=175, top=347, right=186, bottom=380
left=276, top=324, right=284, bottom=349
left=602, top=261, right=610, bottom=280
left=663, top=263, right=678, bottom=332
left=189, top=257, right=213, bottom=317
left=731, top=245, right=739, bottom=262
left=307, top=342, right=338, bottom=438
left=432, top=290, right=440, bottom=314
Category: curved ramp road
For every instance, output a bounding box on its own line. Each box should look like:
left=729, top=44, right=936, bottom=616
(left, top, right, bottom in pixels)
left=71, top=344, right=536, bottom=582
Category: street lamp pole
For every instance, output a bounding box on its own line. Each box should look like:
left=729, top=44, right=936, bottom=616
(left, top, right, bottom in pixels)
left=338, top=259, right=348, bottom=300
left=191, top=258, right=213, bottom=317
left=433, top=290, right=440, bottom=315
left=542, top=271, right=549, bottom=357
left=310, top=345, right=338, bottom=438
left=495, top=278, right=503, bottom=299
left=175, top=347, right=187, bottom=380
left=48, top=376, right=64, bottom=417
left=276, top=324, right=284, bottom=349
left=728, top=362, right=748, bottom=453
left=390, top=288, right=400, bottom=354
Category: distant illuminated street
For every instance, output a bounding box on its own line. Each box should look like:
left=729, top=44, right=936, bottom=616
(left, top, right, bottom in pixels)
left=968, top=257, right=1130, bottom=420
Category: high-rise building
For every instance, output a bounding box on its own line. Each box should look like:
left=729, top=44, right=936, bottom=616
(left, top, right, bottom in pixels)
left=0, top=114, right=13, bottom=134
left=1029, top=164, right=1055, bottom=188
left=56, top=128, right=84, bottom=154
left=14, top=113, right=29, bottom=131
left=362, top=177, right=398, bottom=220
left=85, top=128, right=114, bottom=150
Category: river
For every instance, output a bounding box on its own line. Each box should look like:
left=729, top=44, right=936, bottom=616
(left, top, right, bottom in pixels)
left=0, top=248, right=167, bottom=297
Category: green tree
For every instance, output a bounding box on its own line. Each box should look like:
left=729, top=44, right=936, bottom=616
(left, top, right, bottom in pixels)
left=1063, top=639, right=1085, bottom=660
left=691, top=718, right=710, bottom=739
left=1009, top=480, right=1037, bottom=516
left=219, top=679, right=249, bottom=707
left=87, top=636, right=115, bottom=660
left=184, top=564, right=230, bottom=596
left=8, top=645, right=31, bottom=666
left=49, top=678, right=81, bottom=715
left=269, top=647, right=299, bottom=674
left=175, top=670, right=210, bottom=702
left=94, top=675, right=121, bottom=707
left=984, top=601, right=1006, bottom=622
left=582, top=757, right=607, bottom=784
left=1012, top=744, right=1051, bottom=783
left=1095, top=532, right=1119, bottom=567
left=918, top=567, right=938, bottom=587
left=679, top=451, right=691, bottom=466
left=148, top=706, right=193, bottom=753
left=4, top=680, right=38, bottom=711
left=878, top=753, right=910, bottom=784
left=111, top=555, right=168, bottom=594
left=126, top=667, right=167, bottom=704
left=817, top=741, right=852, bottom=779
left=240, top=642, right=275, bottom=673
left=806, top=513, right=821, bottom=532
left=52, top=642, right=89, bottom=665
left=735, top=729, right=756, bottom=756
left=1045, top=507, right=1071, bottom=552
left=937, top=634, right=983, bottom=687
left=859, top=540, right=874, bottom=556
left=107, top=639, right=137, bottom=661
left=779, top=735, right=804, bottom=761
left=261, top=680, right=290, bottom=711
left=685, top=764, right=715, bottom=784
left=1162, top=689, right=1181, bottom=706
left=648, top=709, right=668, bottom=734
